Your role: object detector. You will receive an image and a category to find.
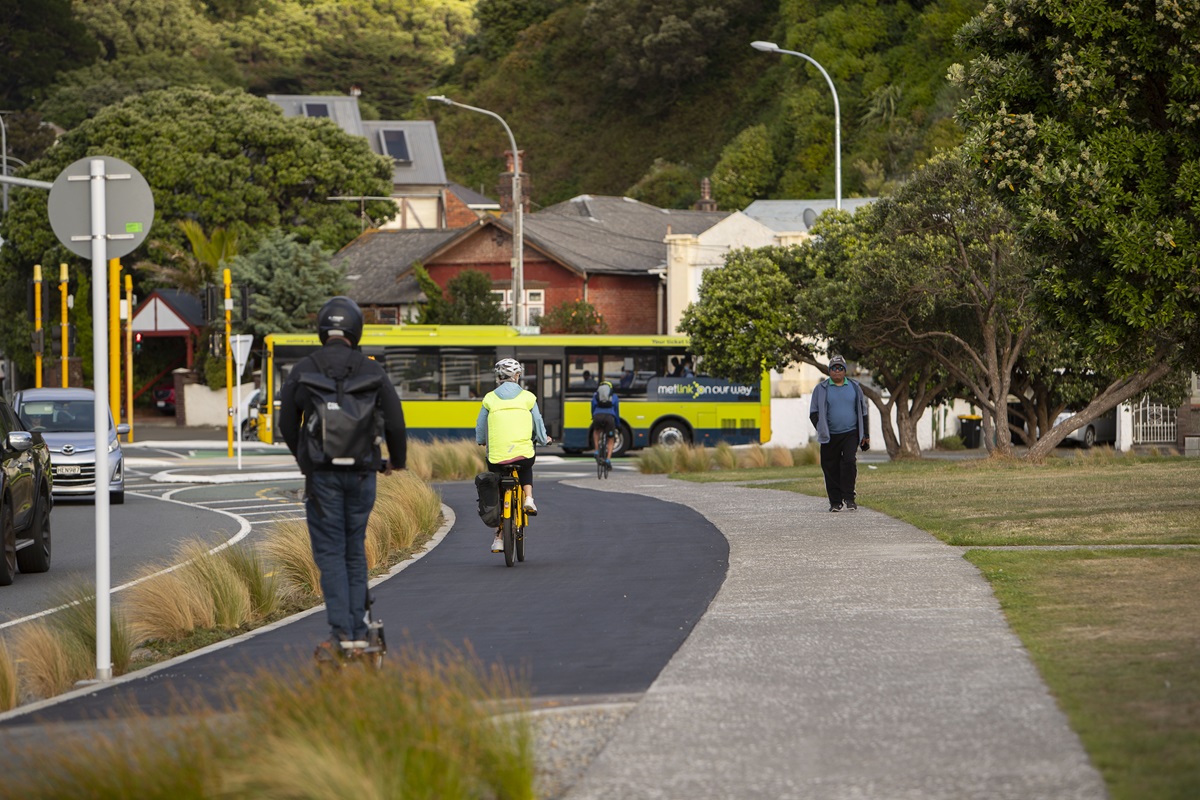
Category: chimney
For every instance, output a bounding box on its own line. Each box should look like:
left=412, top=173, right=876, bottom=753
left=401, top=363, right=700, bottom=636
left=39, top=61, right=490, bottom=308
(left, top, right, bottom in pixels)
left=694, top=177, right=718, bottom=212
left=499, top=150, right=530, bottom=213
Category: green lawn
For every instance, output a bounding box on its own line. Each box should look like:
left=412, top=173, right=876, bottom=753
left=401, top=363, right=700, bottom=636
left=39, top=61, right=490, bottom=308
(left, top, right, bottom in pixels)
left=678, top=454, right=1200, bottom=799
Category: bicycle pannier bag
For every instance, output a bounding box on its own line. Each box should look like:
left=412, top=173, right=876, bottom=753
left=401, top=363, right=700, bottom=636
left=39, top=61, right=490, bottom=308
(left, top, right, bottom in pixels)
left=298, top=350, right=384, bottom=470
left=475, top=471, right=501, bottom=527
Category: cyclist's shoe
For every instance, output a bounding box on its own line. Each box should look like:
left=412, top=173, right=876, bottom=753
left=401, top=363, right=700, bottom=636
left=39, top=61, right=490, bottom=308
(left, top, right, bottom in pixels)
left=491, top=534, right=504, bottom=553
left=523, top=497, right=538, bottom=515
left=605, top=459, right=612, bottom=467
left=844, top=500, right=858, bottom=511
left=829, top=502, right=843, bottom=512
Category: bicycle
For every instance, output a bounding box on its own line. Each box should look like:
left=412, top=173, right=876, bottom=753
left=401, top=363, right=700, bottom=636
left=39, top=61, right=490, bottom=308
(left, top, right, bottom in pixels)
left=498, top=465, right=528, bottom=567
left=594, top=429, right=615, bottom=479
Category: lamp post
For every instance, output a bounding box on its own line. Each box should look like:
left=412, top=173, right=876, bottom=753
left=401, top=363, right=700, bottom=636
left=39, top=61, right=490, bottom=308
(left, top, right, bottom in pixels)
left=426, top=95, right=525, bottom=327
left=1, top=111, right=8, bottom=213
left=751, top=41, right=841, bottom=210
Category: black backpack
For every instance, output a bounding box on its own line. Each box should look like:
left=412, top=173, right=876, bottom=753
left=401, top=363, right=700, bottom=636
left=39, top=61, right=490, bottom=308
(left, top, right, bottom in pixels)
left=474, top=472, right=501, bottom=527
left=298, top=349, right=384, bottom=470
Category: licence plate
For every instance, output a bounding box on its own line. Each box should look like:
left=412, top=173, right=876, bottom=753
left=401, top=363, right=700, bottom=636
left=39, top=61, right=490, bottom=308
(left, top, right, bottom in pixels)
left=58, top=465, right=81, bottom=475
left=157, top=400, right=167, bottom=407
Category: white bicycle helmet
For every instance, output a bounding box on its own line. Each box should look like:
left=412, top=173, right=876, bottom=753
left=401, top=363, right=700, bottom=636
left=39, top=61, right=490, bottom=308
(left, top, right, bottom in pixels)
left=494, top=358, right=523, bottom=382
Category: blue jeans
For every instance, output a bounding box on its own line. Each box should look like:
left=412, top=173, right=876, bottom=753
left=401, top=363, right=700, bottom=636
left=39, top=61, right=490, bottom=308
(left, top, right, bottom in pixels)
left=305, top=470, right=376, bottom=640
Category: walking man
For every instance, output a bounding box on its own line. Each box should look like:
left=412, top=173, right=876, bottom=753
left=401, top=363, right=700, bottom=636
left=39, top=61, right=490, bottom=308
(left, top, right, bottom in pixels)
left=809, top=355, right=870, bottom=511
left=278, top=296, right=407, bottom=657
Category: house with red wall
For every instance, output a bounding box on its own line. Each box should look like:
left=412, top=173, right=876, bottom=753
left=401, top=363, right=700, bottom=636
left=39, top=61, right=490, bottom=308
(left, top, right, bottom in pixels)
left=332, top=195, right=728, bottom=333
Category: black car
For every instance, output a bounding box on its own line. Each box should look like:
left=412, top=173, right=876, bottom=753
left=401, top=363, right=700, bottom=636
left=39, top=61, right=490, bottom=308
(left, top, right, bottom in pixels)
left=0, top=396, right=53, bottom=586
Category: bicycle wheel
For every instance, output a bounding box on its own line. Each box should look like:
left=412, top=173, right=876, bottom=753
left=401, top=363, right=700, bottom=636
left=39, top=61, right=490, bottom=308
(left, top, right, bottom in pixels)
left=501, top=514, right=515, bottom=567
left=596, top=452, right=604, bottom=479
left=516, top=522, right=525, bottom=562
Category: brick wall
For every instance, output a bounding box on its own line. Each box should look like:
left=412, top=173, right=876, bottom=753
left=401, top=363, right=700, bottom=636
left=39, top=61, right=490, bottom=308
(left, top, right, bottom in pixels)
left=586, top=274, right=659, bottom=334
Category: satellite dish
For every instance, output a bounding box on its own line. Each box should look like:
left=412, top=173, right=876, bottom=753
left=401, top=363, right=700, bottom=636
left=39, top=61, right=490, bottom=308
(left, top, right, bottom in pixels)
left=803, top=208, right=818, bottom=229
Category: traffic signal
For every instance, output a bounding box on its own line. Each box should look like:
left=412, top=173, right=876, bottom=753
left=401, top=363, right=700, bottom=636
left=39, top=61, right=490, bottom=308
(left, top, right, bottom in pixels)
left=30, top=329, right=44, bottom=354
left=134, top=332, right=143, bottom=354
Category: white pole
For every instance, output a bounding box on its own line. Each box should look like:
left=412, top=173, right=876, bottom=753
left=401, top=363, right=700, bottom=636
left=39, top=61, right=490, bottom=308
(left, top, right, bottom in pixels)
left=236, top=377, right=243, bottom=469
left=89, top=158, right=112, bottom=682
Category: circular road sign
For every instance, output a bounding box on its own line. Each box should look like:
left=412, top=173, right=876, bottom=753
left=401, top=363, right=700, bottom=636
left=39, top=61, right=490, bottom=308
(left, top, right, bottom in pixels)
left=48, top=156, right=155, bottom=260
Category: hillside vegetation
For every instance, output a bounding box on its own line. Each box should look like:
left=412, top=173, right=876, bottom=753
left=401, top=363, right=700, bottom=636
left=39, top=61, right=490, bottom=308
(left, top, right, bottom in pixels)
left=5, top=0, right=982, bottom=209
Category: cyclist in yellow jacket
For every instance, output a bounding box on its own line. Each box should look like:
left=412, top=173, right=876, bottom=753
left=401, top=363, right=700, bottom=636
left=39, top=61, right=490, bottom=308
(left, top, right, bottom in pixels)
left=476, top=358, right=552, bottom=553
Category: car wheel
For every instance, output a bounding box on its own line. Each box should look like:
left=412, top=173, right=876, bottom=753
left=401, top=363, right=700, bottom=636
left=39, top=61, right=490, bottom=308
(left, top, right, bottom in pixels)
left=0, top=503, right=16, bottom=586
left=111, top=491, right=125, bottom=506
left=16, top=490, right=51, bottom=574
left=1083, top=426, right=1096, bottom=449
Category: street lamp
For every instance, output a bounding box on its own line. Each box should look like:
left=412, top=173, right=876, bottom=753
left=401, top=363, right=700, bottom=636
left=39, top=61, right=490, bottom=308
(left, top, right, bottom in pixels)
left=426, top=95, right=525, bottom=327
left=751, top=41, right=841, bottom=210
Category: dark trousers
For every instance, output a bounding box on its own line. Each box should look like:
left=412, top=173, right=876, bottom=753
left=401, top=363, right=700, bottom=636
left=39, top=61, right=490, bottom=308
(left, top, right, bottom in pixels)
left=305, top=470, right=377, bottom=640
left=488, top=455, right=535, bottom=486
left=820, top=430, right=859, bottom=506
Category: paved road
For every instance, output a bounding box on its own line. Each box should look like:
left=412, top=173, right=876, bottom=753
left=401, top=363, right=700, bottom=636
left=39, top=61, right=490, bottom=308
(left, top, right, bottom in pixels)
left=0, top=471, right=726, bottom=725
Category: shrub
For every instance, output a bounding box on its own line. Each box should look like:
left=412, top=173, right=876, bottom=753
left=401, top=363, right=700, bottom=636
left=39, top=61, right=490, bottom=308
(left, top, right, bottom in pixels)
left=937, top=435, right=965, bottom=450
left=636, top=446, right=676, bottom=474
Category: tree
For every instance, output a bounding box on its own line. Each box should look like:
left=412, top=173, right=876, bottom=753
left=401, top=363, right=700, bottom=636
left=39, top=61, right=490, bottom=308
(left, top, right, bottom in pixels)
left=537, top=299, right=608, bottom=334
left=227, top=229, right=345, bottom=341
left=135, top=221, right=239, bottom=295
left=710, top=125, right=775, bottom=211
left=626, top=159, right=701, bottom=210
left=0, top=0, right=98, bottom=108
left=847, top=150, right=1039, bottom=457
left=952, top=0, right=1200, bottom=459
left=412, top=265, right=507, bottom=325
left=0, top=87, right=392, bottom=380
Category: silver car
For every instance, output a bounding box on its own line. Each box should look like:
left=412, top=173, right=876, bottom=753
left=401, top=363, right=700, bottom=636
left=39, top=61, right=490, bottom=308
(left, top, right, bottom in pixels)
left=1056, top=408, right=1118, bottom=448
left=12, top=388, right=130, bottom=504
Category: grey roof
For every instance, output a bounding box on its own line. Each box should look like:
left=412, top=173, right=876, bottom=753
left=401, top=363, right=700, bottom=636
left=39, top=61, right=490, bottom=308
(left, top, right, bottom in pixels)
left=266, top=94, right=364, bottom=137
left=449, top=182, right=500, bottom=209
left=361, top=120, right=447, bottom=187
left=147, top=289, right=205, bottom=328
left=524, top=195, right=730, bottom=275
left=743, top=197, right=877, bottom=233
left=334, top=228, right=464, bottom=304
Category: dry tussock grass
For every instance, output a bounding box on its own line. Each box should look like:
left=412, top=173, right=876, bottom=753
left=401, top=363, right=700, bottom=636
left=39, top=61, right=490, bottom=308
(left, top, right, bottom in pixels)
left=178, top=542, right=253, bottom=630
left=0, top=637, right=16, bottom=711
left=14, top=621, right=91, bottom=700
left=260, top=519, right=323, bottom=601
left=121, top=564, right=217, bottom=643
left=738, top=444, right=769, bottom=469
left=767, top=446, right=795, bottom=467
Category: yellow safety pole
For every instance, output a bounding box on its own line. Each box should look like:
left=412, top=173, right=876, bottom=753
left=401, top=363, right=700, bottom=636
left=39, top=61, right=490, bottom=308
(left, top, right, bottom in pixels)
left=59, top=263, right=69, bottom=388
left=224, top=268, right=233, bottom=457
left=33, top=264, right=43, bottom=388
left=125, top=274, right=134, bottom=444
left=109, top=259, right=120, bottom=427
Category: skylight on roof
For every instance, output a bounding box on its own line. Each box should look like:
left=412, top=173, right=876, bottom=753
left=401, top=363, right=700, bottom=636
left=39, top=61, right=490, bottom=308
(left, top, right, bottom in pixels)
left=380, top=130, right=412, bottom=164
left=304, top=103, right=330, bottom=118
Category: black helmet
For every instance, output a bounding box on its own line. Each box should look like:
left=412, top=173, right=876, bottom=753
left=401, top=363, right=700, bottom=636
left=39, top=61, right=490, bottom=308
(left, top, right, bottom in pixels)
left=317, top=296, right=364, bottom=346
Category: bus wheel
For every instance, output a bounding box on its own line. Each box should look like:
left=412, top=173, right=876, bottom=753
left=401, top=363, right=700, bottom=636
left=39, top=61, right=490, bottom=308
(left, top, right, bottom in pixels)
left=651, top=420, right=691, bottom=448
left=612, top=423, right=633, bottom=457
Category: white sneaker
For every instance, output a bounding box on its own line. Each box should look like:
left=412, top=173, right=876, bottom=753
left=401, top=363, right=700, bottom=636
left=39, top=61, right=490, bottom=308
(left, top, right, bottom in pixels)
left=491, top=534, right=504, bottom=553
left=523, top=497, right=538, bottom=516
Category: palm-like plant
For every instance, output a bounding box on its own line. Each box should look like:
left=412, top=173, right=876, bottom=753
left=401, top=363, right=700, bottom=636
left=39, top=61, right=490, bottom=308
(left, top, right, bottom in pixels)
left=135, top=221, right=239, bottom=294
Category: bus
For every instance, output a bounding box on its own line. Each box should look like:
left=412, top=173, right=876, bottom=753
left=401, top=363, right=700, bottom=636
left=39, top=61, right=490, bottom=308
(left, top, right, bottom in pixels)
left=258, top=325, right=770, bottom=456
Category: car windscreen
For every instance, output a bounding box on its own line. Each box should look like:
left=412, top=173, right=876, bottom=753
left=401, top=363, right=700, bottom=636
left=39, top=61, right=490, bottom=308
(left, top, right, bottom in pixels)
left=18, top=400, right=112, bottom=433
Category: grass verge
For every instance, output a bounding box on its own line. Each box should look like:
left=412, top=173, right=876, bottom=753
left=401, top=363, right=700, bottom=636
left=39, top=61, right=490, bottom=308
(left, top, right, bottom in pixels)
left=6, top=647, right=534, bottom=800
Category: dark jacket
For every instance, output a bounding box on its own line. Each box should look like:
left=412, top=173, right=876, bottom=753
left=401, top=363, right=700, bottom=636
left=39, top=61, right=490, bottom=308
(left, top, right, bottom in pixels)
left=278, top=339, right=407, bottom=474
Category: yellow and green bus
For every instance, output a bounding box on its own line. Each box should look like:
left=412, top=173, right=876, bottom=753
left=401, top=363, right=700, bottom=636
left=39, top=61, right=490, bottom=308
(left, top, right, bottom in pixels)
left=258, top=325, right=770, bottom=456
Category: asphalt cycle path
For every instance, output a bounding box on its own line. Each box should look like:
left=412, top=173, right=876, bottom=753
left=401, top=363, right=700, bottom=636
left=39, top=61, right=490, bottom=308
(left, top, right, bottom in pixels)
left=0, top=475, right=727, bottom=727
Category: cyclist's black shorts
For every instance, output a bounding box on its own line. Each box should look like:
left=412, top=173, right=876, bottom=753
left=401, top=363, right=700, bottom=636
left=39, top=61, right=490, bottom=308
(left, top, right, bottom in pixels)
left=592, top=413, right=617, bottom=435
left=488, top=456, right=534, bottom=486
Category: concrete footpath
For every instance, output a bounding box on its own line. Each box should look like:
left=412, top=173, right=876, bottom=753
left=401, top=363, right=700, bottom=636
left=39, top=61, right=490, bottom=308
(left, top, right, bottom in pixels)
left=559, top=473, right=1106, bottom=800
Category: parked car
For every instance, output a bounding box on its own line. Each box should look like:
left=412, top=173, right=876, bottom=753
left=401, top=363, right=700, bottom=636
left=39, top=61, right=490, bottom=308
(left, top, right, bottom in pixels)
left=13, top=388, right=130, bottom=505
left=0, top=395, right=53, bottom=585
left=153, top=384, right=176, bottom=415
left=1056, top=408, right=1118, bottom=448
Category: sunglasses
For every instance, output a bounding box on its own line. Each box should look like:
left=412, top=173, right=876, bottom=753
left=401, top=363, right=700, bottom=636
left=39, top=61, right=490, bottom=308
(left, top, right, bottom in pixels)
left=830, top=365, right=846, bottom=372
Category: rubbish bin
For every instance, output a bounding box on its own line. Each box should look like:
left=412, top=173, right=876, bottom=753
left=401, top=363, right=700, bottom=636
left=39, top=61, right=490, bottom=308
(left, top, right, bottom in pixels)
left=958, top=414, right=982, bottom=449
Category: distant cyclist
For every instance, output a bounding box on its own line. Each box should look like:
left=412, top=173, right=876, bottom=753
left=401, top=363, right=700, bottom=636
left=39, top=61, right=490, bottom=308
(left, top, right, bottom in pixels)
left=476, top=358, right=552, bottom=553
left=591, top=379, right=620, bottom=466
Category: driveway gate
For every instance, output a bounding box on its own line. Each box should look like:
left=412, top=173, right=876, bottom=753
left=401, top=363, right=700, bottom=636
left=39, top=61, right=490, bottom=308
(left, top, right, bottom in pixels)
left=1132, top=396, right=1177, bottom=444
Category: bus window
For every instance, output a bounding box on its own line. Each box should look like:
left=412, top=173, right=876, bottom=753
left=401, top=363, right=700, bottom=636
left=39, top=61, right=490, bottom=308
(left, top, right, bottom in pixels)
left=601, top=350, right=661, bottom=396
left=567, top=352, right=600, bottom=396
left=442, top=349, right=492, bottom=399
left=382, top=347, right=439, bottom=400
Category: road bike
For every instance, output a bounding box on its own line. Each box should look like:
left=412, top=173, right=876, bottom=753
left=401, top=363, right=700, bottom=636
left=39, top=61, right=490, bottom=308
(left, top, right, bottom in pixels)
left=594, top=429, right=615, bottom=479
left=498, top=465, right=528, bottom=567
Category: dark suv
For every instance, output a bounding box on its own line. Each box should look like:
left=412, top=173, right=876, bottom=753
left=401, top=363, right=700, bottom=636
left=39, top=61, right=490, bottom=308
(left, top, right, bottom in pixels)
left=0, top=396, right=53, bottom=585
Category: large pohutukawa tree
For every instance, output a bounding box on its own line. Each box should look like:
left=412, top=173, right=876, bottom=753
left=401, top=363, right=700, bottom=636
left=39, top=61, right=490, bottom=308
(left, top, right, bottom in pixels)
left=951, top=0, right=1200, bottom=459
